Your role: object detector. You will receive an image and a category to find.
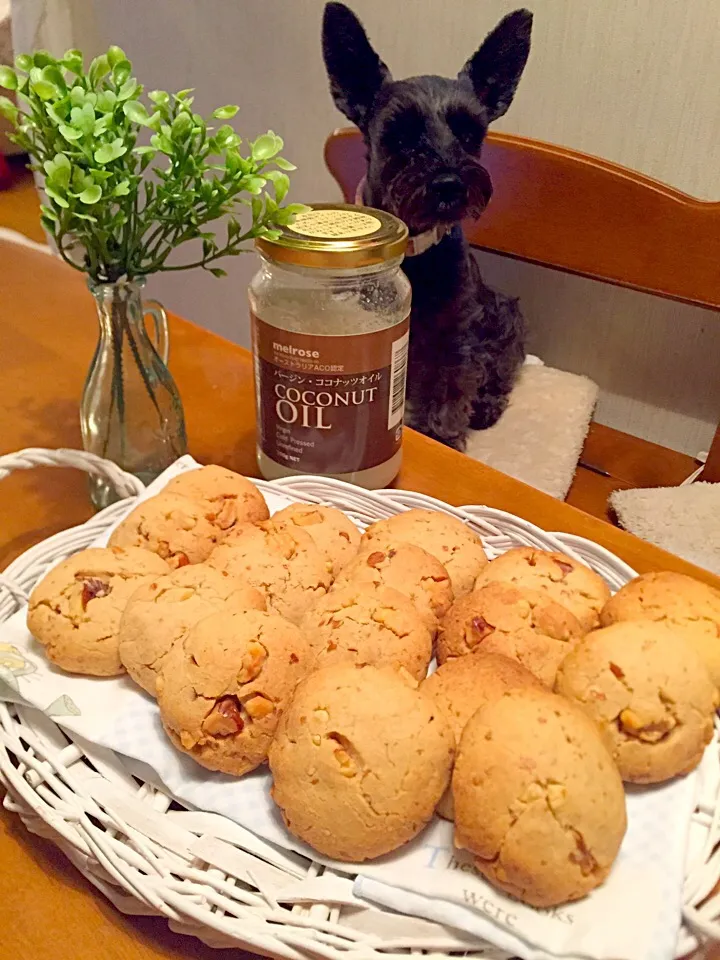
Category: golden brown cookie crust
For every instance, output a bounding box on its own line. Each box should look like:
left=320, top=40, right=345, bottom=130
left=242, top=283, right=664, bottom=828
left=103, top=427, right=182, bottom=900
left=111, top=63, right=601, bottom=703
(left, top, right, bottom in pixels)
left=600, top=571, right=720, bottom=689
left=453, top=689, right=627, bottom=907
left=27, top=546, right=170, bottom=676
left=206, top=519, right=332, bottom=624
left=269, top=664, right=455, bottom=861
left=302, top=583, right=433, bottom=680
left=109, top=492, right=223, bottom=568
left=421, top=653, right=543, bottom=819
left=422, top=653, right=543, bottom=743
left=437, top=581, right=584, bottom=686
left=118, top=564, right=266, bottom=696
left=362, top=509, right=487, bottom=597
left=556, top=621, right=718, bottom=783
left=334, top=541, right=453, bottom=623
left=474, top=547, right=610, bottom=633
left=273, top=503, right=360, bottom=576
left=164, top=465, right=269, bottom=531
left=158, top=609, right=308, bottom=775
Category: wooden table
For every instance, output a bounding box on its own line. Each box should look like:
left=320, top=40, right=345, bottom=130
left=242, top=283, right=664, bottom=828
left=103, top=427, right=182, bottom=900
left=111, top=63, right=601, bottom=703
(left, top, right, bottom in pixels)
left=1, top=237, right=718, bottom=959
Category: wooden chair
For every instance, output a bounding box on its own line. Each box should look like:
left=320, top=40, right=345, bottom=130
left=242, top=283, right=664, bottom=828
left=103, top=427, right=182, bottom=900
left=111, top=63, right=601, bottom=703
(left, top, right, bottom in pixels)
left=325, top=127, right=720, bottom=517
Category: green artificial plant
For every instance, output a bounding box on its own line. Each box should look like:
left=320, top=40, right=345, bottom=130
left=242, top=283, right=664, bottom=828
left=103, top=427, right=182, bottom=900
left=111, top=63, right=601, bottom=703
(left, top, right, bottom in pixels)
left=0, top=46, right=306, bottom=282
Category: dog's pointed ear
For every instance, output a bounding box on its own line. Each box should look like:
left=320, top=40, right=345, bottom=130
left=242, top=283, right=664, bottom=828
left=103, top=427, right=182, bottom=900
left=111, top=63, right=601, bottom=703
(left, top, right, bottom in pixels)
left=459, top=9, right=532, bottom=122
left=322, top=2, right=391, bottom=129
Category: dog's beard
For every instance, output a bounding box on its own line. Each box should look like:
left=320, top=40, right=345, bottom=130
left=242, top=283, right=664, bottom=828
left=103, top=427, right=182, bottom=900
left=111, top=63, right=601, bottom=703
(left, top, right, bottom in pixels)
left=370, top=159, right=493, bottom=234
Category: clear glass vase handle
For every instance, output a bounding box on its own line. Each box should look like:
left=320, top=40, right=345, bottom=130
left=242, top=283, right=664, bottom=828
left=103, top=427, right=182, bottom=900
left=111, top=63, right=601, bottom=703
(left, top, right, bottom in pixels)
left=143, top=299, right=170, bottom=365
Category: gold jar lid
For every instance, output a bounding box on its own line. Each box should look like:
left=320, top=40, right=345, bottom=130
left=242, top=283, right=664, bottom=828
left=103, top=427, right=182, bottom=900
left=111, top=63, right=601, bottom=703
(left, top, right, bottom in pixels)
left=255, top=203, right=408, bottom=269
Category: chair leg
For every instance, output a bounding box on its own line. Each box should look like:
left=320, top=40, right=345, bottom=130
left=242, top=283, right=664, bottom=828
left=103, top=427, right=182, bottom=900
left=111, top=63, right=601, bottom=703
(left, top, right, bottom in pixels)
left=699, top=421, right=720, bottom=482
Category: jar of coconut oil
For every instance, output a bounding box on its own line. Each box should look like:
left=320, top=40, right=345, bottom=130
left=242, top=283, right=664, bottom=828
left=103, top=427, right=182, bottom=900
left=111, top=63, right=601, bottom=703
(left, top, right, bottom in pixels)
left=250, top=204, right=410, bottom=488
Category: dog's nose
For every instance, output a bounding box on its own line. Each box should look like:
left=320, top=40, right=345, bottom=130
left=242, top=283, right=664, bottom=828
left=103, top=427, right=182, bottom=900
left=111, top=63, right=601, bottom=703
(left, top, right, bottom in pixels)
left=430, top=173, right=467, bottom=206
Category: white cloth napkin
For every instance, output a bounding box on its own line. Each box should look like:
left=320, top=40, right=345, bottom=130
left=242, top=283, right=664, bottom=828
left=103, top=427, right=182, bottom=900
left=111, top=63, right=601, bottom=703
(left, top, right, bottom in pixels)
left=0, top=457, right=708, bottom=960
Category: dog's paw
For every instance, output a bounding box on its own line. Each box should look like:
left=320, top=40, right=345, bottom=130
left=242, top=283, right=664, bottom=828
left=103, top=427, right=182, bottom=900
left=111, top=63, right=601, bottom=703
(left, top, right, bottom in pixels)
left=469, top=395, right=508, bottom=431
left=436, top=432, right=467, bottom=452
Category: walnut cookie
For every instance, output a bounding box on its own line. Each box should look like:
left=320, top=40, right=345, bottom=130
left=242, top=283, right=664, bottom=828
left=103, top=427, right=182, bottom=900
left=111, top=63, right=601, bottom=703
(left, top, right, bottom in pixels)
left=302, top=583, right=434, bottom=681
left=453, top=688, right=627, bottom=907
left=556, top=621, right=718, bottom=783
left=164, top=464, right=270, bottom=534
left=157, top=608, right=308, bottom=776
left=474, top=547, right=610, bottom=633
left=334, top=541, right=453, bottom=624
left=109, top=492, right=222, bottom=568
left=269, top=664, right=455, bottom=861
left=437, top=581, right=585, bottom=686
left=206, top=519, right=332, bottom=624
left=118, top=564, right=266, bottom=696
left=27, top=546, right=170, bottom=676
left=361, top=508, right=487, bottom=598
left=421, top=653, right=543, bottom=819
left=273, top=503, right=361, bottom=576
left=600, top=571, right=720, bottom=689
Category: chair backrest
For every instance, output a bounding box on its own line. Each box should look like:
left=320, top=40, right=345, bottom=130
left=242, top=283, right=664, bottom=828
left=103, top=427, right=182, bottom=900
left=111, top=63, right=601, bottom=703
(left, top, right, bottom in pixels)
left=325, top=126, right=720, bottom=312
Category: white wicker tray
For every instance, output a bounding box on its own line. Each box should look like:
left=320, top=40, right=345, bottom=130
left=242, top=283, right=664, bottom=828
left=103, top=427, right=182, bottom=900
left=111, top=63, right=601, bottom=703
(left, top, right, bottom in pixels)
left=0, top=448, right=719, bottom=959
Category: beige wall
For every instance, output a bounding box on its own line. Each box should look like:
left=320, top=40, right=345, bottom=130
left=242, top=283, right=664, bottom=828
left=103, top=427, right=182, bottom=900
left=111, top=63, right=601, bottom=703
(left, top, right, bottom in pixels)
left=11, top=0, right=720, bottom=455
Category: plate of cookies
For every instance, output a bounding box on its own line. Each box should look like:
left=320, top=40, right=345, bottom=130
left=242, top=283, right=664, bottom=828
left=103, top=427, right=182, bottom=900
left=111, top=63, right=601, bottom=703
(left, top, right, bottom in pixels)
left=1, top=449, right=719, bottom=960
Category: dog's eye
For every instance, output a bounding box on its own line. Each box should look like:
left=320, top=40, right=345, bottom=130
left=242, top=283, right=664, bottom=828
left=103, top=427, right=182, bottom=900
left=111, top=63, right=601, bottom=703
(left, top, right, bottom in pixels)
left=382, top=109, right=425, bottom=152
left=447, top=110, right=484, bottom=153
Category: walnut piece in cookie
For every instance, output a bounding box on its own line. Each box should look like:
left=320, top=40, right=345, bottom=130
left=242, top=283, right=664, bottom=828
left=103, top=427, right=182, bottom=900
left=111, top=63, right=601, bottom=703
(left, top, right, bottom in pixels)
left=164, top=464, right=269, bottom=534
left=556, top=621, right=718, bottom=783
left=27, top=546, right=170, bottom=676
left=334, top=541, right=453, bottom=624
left=474, top=547, right=610, bottom=633
left=302, top=583, right=433, bottom=680
left=453, top=688, right=627, bottom=907
left=421, top=653, right=543, bottom=819
left=109, top=492, right=223, bottom=568
left=273, top=503, right=360, bottom=576
left=269, top=664, right=455, bottom=861
left=600, top=571, right=720, bottom=690
left=362, top=509, right=487, bottom=597
left=157, top=608, right=308, bottom=775
left=206, top=519, right=332, bottom=624
left=118, top=564, right=266, bottom=696
left=437, top=581, right=585, bottom=686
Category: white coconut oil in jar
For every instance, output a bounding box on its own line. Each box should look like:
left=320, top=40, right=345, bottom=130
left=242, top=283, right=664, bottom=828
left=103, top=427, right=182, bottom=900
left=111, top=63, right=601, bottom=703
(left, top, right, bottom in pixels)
left=249, top=204, right=411, bottom=488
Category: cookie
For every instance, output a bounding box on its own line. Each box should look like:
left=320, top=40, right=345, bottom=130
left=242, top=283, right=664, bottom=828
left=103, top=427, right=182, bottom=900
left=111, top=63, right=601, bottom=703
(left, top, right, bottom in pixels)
left=118, top=564, right=266, bottom=696
left=453, top=689, right=627, bottom=907
left=206, top=519, right=332, bottom=624
left=334, top=542, right=453, bottom=623
left=437, top=582, right=584, bottom=686
left=27, top=546, right=170, bottom=676
left=158, top=609, right=308, bottom=775
left=600, top=571, right=720, bottom=689
left=556, top=621, right=717, bottom=783
left=273, top=503, right=360, bottom=576
left=421, top=653, right=543, bottom=819
left=269, top=664, right=455, bottom=861
left=109, top=492, right=223, bottom=568
left=302, top=583, right=434, bottom=680
left=474, top=547, right=610, bottom=633
left=362, top=509, right=487, bottom=597
left=164, top=464, right=269, bottom=533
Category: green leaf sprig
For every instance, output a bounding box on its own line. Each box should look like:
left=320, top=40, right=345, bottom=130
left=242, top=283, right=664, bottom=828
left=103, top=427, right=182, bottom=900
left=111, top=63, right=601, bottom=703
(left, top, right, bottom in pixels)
left=0, top=48, right=307, bottom=282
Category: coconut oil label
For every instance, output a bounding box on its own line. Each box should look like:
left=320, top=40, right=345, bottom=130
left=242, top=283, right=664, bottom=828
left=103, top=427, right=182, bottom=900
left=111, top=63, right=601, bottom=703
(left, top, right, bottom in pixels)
left=252, top=313, right=409, bottom=474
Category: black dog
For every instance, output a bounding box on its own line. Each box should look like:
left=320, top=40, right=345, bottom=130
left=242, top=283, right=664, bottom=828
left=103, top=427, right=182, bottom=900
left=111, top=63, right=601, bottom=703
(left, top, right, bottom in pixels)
left=322, top=3, right=532, bottom=449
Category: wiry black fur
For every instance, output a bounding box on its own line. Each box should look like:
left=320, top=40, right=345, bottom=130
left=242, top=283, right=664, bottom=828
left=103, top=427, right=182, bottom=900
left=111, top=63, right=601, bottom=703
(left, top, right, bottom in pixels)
left=322, top=3, right=532, bottom=449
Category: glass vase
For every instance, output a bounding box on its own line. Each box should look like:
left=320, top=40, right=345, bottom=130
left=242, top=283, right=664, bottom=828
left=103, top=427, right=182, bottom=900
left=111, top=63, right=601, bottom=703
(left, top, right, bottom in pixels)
left=81, top=278, right=188, bottom=510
